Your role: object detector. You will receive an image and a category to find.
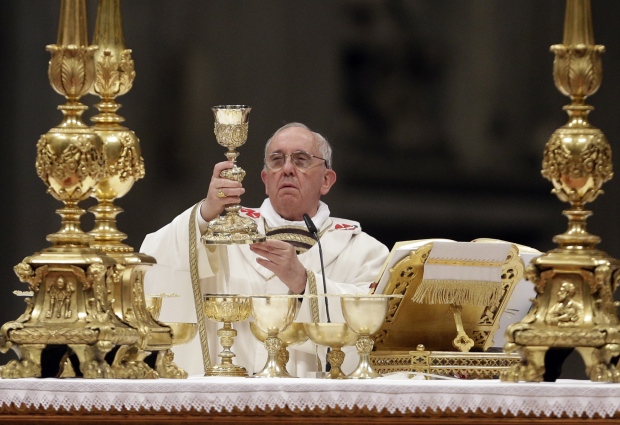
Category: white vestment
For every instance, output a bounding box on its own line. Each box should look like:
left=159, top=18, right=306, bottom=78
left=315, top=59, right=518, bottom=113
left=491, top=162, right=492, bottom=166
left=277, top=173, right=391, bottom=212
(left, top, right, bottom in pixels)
left=140, top=200, right=389, bottom=377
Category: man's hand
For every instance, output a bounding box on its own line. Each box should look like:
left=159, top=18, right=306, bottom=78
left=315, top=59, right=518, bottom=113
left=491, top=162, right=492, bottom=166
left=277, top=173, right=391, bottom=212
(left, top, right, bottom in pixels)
left=250, top=240, right=307, bottom=294
left=200, top=161, right=245, bottom=222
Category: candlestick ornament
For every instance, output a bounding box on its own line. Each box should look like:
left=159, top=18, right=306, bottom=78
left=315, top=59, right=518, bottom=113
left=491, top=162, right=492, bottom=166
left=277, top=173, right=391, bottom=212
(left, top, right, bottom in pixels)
left=502, top=0, right=620, bottom=383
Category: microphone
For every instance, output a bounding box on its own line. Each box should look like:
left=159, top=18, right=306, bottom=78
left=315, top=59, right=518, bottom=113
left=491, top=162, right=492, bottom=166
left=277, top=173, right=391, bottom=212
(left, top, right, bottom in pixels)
left=303, top=213, right=331, bottom=323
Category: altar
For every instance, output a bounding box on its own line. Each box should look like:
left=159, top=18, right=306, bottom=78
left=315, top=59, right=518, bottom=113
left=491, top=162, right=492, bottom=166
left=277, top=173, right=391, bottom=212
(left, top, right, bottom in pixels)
left=1, top=376, right=620, bottom=424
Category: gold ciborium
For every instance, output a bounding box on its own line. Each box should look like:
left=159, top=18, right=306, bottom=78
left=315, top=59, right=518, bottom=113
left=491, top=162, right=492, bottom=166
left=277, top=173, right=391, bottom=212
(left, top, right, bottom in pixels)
left=304, top=322, right=358, bottom=379
left=250, top=322, right=308, bottom=377
left=201, top=105, right=266, bottom=245
left=203, top=294, right=252, bottom=377
left=250, top=295, right=298, bottom=378
left=341, top=295, right=398, bottom=379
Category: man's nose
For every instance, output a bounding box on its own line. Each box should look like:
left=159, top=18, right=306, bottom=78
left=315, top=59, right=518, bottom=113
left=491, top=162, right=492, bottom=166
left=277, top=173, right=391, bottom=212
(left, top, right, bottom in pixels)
left=281, top=155, right=296, bottom=173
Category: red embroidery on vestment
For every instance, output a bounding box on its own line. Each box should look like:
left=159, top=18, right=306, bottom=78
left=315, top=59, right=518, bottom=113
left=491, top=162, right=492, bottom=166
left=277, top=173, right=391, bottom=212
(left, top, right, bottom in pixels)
left=335, top=223, right=357, bottom=230
left=240, top=208, right=260, bottom=218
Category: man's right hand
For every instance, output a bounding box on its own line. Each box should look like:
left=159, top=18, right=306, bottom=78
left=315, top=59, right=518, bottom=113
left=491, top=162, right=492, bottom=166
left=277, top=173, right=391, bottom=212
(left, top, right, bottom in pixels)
left=200, top=161, right=245, bottom=222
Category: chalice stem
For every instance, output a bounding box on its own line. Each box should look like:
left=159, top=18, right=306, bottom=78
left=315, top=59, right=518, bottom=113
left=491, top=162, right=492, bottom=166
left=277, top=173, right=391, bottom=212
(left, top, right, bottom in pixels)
left=347, top=335, right=380, bottom=379
left=254, top=335, right=293, bottom=378
left=327, top=347, right=346, bottom=379
left=217, top=322, right=237, bottom=366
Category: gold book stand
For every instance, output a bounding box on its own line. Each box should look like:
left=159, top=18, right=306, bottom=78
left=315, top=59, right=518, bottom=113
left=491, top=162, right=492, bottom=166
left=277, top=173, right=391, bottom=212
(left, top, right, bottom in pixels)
left=370, top=241, right=525, bottom=379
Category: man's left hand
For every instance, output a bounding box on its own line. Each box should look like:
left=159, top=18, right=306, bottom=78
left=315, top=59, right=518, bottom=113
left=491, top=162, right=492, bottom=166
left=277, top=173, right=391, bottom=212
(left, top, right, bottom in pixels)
left=250, top=240, right=306, bottom=294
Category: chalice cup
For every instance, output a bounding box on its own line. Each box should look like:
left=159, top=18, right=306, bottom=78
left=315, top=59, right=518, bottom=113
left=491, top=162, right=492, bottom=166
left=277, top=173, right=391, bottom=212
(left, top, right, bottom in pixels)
left=304, top=322, right=358, bottom=379
left=251, top=295, right=298, bottom=378
left=203, top=294, right=252, bottom=377
left=341, top=295, right=393, bottom=379
left=250, top=322, right=308, bottom=376
left=201, top=105, right=265, bottom=245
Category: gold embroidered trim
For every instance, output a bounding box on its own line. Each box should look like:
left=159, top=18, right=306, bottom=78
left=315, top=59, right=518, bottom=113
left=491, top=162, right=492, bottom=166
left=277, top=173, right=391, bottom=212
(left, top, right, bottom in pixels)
left=189, top=202, right=211, bottom=372
left=267, top=233, right=317, bottom=247
left=264, top=223, right=329, bottom=239
left=411, top=279, right=503, bottom=307
left=307, top=270, right=320, bottom=323
left=265, top=224, right=310, bottom=232
left=426, top=258, right=504, bottom=267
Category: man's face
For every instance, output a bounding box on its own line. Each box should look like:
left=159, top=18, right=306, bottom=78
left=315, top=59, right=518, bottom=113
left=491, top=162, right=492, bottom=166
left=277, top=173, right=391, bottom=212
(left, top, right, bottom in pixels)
left=261, top=126, right=336, bottom=221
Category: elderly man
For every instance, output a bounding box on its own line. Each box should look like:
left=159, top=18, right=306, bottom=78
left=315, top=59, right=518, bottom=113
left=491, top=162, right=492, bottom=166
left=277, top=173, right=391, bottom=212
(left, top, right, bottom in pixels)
left=140, top=123, right=388, bottom=377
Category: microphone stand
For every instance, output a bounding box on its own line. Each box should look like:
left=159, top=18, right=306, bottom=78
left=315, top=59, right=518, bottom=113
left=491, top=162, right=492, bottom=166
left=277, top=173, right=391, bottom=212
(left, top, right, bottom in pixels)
left=303, top=214, right=330, bottom=322
left=303, top=213, right=331, bottom=373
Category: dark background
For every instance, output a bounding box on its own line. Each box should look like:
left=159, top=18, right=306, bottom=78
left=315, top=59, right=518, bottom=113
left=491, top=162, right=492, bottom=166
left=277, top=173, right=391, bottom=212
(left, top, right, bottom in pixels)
left=2, top=0, right=620, bottom=379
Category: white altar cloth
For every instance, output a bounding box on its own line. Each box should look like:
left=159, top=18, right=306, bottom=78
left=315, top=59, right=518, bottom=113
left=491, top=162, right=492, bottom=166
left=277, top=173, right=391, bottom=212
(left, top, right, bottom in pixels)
left=1, top=377, right=620, bottom=419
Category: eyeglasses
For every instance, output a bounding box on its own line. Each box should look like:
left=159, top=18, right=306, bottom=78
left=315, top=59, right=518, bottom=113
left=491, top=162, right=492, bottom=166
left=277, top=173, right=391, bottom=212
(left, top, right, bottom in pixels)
left=264, top=150, right=328, bottom=171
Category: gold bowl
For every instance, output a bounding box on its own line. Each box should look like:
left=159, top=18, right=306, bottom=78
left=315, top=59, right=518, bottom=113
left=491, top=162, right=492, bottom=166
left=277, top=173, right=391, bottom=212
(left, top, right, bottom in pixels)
left=145, top=295, right=196, bottom=346
left=166, top=322, right=198, bottom=346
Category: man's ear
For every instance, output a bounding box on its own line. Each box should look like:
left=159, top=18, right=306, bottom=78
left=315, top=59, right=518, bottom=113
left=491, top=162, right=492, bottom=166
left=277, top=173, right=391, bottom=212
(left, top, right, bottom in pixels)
left=320, top=169, right=337, bottom=195
left=261, top=169, right=268, bottom=195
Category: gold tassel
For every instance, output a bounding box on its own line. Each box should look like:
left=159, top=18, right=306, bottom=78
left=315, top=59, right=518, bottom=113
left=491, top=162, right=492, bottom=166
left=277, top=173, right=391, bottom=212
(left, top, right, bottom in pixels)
left=411, top=279, right=503, bottom=306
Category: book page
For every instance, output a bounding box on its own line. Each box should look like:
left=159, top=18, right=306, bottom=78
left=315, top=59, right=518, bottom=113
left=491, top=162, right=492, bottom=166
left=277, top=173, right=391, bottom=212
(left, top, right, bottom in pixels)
left=373, top=238, right=454, bottom=295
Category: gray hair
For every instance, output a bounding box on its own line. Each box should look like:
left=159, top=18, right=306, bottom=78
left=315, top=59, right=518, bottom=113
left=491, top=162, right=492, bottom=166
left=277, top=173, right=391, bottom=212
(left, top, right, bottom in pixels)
left=264, top=122, right=333, bottom=169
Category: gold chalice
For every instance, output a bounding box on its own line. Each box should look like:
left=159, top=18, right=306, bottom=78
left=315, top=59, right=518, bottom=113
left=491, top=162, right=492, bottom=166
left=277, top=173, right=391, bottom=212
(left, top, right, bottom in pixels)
left=341, top=294, right=401, bottom=379
left=203, top=294, right=252, bottom=377
left=201, top=105, right=265, bottom=245
left=250, top=295, right=298, bottom=378
left=250, top=322, right=308, bottom=376
left=304, top=322, right=358, bottom=379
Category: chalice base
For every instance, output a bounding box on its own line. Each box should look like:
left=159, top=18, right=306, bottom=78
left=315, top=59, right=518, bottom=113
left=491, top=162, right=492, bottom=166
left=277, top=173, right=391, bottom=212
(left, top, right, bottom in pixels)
left=347, top=351, right=381, bottom=379
left=205, top=364, right=248, bottom=377
left=202, top=212, right=265, bottom=245
left=253, top=359, right=295, bottom=378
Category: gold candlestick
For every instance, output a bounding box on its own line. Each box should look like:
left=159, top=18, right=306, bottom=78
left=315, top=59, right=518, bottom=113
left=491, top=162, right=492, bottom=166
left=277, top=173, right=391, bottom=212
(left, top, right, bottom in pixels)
left=0, top=0, right=184, bottom=381
left=88, top=0, right=144, bottom=253
left=502, top=0, right=620, bottom=383
left=38, top=0, right=103, bottom=247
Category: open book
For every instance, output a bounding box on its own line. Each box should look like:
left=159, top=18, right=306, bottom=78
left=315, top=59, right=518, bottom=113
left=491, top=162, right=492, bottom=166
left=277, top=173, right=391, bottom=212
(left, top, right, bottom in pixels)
left=371, top=238, right=540, bottom=350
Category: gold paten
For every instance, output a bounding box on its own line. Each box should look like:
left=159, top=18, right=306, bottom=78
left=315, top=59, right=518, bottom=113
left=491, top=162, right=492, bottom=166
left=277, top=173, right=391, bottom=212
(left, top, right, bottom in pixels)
left=203, top=294, right=252, bottom=377
left=502, top=0, right=620, bottom=383
left=374, top=243, right=523, bottom=352
left=0, top=0, right=184, bottom=380
left=201, top=106, right=266, bottom=245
